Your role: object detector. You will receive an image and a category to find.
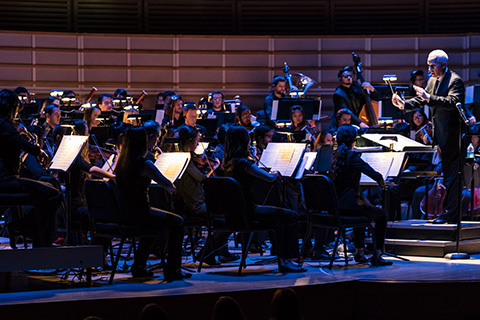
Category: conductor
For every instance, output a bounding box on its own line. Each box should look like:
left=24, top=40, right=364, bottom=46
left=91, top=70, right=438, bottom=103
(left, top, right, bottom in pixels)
left=392, top=49, right=465, bottom=224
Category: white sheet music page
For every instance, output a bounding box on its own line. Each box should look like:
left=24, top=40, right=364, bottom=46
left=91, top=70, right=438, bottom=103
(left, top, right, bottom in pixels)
left=261, top=143, right=305, bottom=177
left=153, top=152, right=191, bottom=184
left=194, top=142, right=209, bottom=155
left=360, top=152, right=405, bottom=184
left=49, top=135, right=89, bottom=172
left=361, top=133, right=427, bottom=152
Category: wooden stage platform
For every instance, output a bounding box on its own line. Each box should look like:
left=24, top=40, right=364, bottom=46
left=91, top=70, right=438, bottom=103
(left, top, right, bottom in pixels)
left=2, top=232, right=480, bottom=320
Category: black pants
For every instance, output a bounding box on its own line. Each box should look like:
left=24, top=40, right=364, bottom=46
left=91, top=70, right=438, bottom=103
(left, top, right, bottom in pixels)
left=135, top=208, right=184, bottom=276
left=0, top=177, right=62, bottom=246
left=341, top=206, right=388, bottom=250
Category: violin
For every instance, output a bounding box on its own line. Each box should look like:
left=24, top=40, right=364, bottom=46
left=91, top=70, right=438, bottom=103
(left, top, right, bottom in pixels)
left=192, top=153, right=219, bottom=177
left=414, top=122, right=433, bottom=144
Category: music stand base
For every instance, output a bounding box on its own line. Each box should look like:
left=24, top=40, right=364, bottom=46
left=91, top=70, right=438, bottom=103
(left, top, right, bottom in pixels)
left=444, top=252, right=470, bottom=260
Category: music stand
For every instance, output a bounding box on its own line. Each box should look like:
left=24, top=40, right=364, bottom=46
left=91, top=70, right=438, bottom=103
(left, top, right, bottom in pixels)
left=273, top=98, right=321, bottom=121
left=313, top=145, right=333, bottom=173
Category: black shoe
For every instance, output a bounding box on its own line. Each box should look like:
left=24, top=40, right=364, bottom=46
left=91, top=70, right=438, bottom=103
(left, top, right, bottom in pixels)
left=131, top=264, right=154, bottom=278
left=431, top=214, right=448, bottom=224
left=371, top=256, right=393, bottom=267
left=218, top=254, right=240, bottom=263
left=354, top=253, right=370, bottom=264
left=311, top=250, right=331, bottom=261
left=279, top=260, right=307, bottom=273
left=201, top=255, right=221, bottom=266
left=164, top=270, right=192, bottom=281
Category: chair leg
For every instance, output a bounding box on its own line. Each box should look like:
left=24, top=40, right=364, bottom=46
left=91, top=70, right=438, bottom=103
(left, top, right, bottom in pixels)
left=300, top=223, right=313, bottom=258
left=342, top=229, right=348, bottom=265
left=198, top=228, right=212, bottom=272
left=329, top=232, right=340, bottom=270
left=109, top=237, right=125, bottom=285
left=238, top=232, right=253, bottom=276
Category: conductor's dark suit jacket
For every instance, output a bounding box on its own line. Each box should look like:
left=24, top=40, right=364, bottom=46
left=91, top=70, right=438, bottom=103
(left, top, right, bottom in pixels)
left=404, top=69, right=465, bottom=155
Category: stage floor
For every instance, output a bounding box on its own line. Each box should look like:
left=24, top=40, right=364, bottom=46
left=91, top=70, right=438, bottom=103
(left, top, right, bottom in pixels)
left=2, top=237, right=480, bottom=319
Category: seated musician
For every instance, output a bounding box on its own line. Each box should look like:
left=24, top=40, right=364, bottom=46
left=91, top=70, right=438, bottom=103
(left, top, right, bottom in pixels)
left=329, top=108, right=353, bottom=132
left=115, top=127, right=191, bottom=281
left=235, top=105, right=258, bottom=132
left=162, top=94, right=185, bottom=128
left=408, top=108, right=432, bottom=145
left=84, top=106, right=101, bottom=132
left=41, top=104, right=62, bottom=155
left=39, top=96, right=60, bottom=117
left=143, top=120, right=162, bottom=161
left=332, top=124, right=391, bottom=266
left=263, top=76, right=287, bottom=128
left=331, top=66, right=380, bottom=129
left=211, top=124, right=229, bottom=164
left=207, top=91, right=226, bottom=114
left=179, top=103, right=207, bottom=138
left=253, top=125, right=274, bottom=161
left=175, top=126, right=236, bottom=264
left=113, top=88, right=127, bottom=98
left=408, top=70, right=426, bottom=98
left=0, top=89, right=62, bottom=247
left=313, top=130, right=334, bottom=151
left=97, top=93, right=113, bottom=112
left=223, top=126, right=306, bottom=272
left=288, top=106, right=311, bottom=132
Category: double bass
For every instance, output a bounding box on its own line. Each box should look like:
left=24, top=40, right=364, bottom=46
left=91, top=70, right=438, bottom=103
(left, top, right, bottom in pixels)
left=352, top=52, right=379, bottom=127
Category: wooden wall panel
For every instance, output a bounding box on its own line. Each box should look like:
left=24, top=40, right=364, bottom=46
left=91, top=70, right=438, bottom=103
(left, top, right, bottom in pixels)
left=0, top=31, right=479, bottom=115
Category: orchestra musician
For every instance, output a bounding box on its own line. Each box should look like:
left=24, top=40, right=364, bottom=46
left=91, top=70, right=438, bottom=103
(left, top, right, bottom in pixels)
left=97, top=93, right=113, bottom=112
left=313, top=130, right=334, bottom=151
left=253, top=125, right=274, bottom=161
left=207, top=91, right=226, bottom=113
left=408, top=70, right=426, bottom=98
left=113, top=88, right=127, bottom=98
left=84, top=106, right=101, bottom=132
left=223, top=126, right=306, bottom=273
left=162, top=94, right=185, bottom=128
left=392, top=49, right=465, bottom=224
left=235, top=105, right=257, bottom=132
left=115, top=126, right=191, bottom=281
left=332, top=124, right=391, bottom=266
left=329, top=108, right=353, bottom=132
left=180, top=103, right=207, bottom=138
left=331, top=66, right=379, bottom=129
left=408, top=108, right=433, bottom=145
left=263, top=76, right=287, bottom=127
left=0, top=89, right=62, bottom=247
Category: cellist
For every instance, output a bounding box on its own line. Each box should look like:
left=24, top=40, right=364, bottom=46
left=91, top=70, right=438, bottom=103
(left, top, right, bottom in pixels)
left=330, top=66, right=380, bottom=129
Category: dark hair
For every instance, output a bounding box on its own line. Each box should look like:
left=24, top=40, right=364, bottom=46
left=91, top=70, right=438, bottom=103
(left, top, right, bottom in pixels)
left=272, top=75, right=286, bottom=86
left=331, top=125, right=358, bottom=179
left=139, top=303, right=169, bottom=320
left=178, top=125, right=199, bottom=152
left=113, top=88, right=127, bottom=97
left=410, top=69, right=424, bottom=83
left=224, top=126, right=250, bottom=167
left=84, top=106, right=100, bottom=129
left=142, top=120, right=161, bottom=136
left=115, top=127, right=148, bottom=183
left=211, top=90, right=224, bottom=99
left=235, top=105, right=249, bottom=119
left=44, top=104, right=59, bottom=116
left=0, top=89, right=20, bottom=121
left=270, top=288, right=302, bottom=320
left=97, top=93, right=112, bottom=104
left=212, top=296, right=246, bottom=320
left=14, top=86, right=28, bottom=95
left=290, top=105, right=308, bottom=129
left=216, top=124, right=229, bottom=145
left=183, top=103, right=197, bottom=114
left=254, top=125, right=274, bottom=144
left=338, top=66, right=353, bottom=78
left=63, top=90, right=75, bottom=97
left=165, top=94, right=183, bottom=118
left=313, top=130, right=333, bottom=150
left=73, top=119, right=88, bottom=136
left=409, top=108, right=428, bottom=130
left=335, top=108, right=353, bottom=122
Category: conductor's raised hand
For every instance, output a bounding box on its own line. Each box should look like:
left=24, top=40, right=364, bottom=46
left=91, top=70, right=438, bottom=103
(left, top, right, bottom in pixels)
left=391, top=93, right=405, bottom=110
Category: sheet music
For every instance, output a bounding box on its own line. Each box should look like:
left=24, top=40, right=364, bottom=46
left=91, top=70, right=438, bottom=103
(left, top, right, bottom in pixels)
left=155, top=109, right=164, bottom=124
left=361, top=133, right=427, bottom=151
left=360, top=152, right=405, bottom=184
left=153, top=152, right=191, bottom=184
left=194, top=142, right=209, bottom=155
left=303, top=152, right=317, bottom=170
left=271, top=100, right=279, bottom=121
left=261, top=143, right=305, bottom=177
left=49, top=135, right=89, bottom=172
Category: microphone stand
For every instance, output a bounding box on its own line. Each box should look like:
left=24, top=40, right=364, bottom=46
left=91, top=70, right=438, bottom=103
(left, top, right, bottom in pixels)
left=444, top=103, right=470, bottom=259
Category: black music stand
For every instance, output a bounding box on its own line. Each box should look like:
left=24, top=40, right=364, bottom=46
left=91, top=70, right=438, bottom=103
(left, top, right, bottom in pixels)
left=445, top=103, right=470, bottom=260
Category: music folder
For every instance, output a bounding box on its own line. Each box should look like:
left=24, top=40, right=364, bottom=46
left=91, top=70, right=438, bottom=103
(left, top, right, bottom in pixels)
left=153, top=152, right=191, bottom=184
left=49, top=135, right=89, bottom=172
left=260, top=142, right=306, bottom=178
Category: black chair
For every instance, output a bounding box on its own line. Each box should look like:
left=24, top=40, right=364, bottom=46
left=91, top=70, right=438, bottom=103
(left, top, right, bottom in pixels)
left=301, top=174, right=375, bottom=269
left=199, top=177, right=280, bottom=275
left=84, top=179, right=159, bottom=284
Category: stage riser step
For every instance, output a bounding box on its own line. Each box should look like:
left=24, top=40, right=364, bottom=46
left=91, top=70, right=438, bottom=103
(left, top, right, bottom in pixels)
left=384, top=239, right=480, bottom=257
left=386, top=220, right=480, bottom=241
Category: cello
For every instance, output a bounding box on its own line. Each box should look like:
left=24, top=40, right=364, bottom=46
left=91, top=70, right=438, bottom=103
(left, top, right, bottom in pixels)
left=352, top=52, right=379, bottom=127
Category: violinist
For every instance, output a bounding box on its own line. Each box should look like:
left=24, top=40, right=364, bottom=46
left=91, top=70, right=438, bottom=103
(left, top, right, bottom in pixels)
left=174, top=126, right=234, bottom=265
left=408, top=108, right=432, bottom=145
left=0, top=89, right=62, bottom=247
left=313, top=130, right=334, bottom=151
left=181, top=103, right=207, bottom=138
left=235, top=105, right=257, bottom=132
left=162, top=94, right=185, bottom=128
left=263, top=76, right=286, bottom=127
left=253, top=125, right=274, bottom=161
left=331, top=66, right=379, bottom=129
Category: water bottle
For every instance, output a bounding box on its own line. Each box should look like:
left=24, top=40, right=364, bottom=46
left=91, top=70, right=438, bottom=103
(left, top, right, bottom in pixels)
left=467, top=143, right=474, bottom=158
